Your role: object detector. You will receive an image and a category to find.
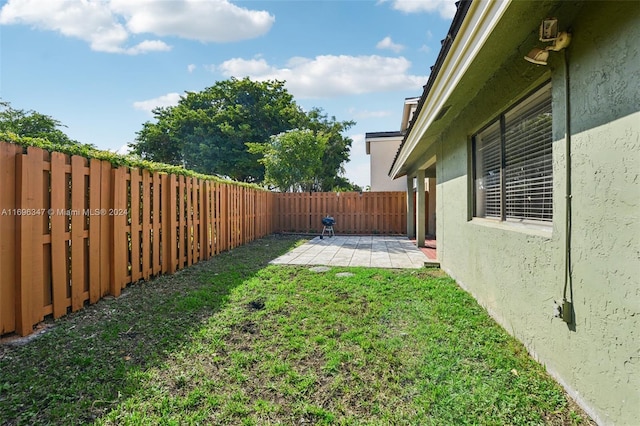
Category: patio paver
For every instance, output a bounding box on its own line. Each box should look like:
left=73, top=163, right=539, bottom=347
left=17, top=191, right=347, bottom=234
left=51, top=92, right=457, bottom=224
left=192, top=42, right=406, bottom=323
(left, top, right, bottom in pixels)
left=270, top=236, right=431, bottom=269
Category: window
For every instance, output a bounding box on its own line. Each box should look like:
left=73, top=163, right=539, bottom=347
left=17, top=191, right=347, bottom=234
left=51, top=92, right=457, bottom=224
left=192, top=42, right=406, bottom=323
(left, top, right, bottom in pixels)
left=473, top=84, right=553, bottom=223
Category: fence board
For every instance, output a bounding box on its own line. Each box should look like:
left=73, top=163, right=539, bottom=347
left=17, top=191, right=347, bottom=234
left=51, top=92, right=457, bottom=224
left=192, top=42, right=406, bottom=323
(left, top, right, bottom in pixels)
left=216, top=183, right=224, bottom=255
left=41, top=152, right=52, bottom=316
left=229, top=185, right=236, bottom=249
left=89, top=159, right=102, bottom=304
left=50, top=152, right=68, bottom=318
left=152, top=172, right=161, bottom=275
left=196, top=178, right=203, bottom=262
left=200, top=179, right=207, bottom=261
left=16, top=147, right=45, bottom=334
left=130, top=169, right=141, bottom=282
left=111, top=167, right=127, bottom=296
left=203, top=181, right=211, bottom=259
left=70, top=155, right=85, bottom=312
left=169, top=175, right=178, bottom=273
left=0, top=143, right=21, bottom=334
left=185, top=177, right=192, bottom=267
left=99, top=161, right=112, bottom=298
left=141, top=169, right=151, bottom=280
left=228, top=185, right=235, bottom=249
left=177, top=176, right=185, bottom=270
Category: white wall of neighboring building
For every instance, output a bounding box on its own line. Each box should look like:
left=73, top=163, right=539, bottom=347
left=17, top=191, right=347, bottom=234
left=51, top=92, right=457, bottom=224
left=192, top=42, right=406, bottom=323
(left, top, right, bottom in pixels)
left=366, top=97, right=419, bottom=192
left=366, top=134, right=405, bottom=191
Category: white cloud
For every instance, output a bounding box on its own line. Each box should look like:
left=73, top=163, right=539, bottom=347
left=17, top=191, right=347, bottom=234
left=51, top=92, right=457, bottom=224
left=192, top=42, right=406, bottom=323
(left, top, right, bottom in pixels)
left=0, top=0, right=131, bottom=53
left=0, top=0, right=274, bottom=54
left=376, top=36, right=405, bottom=53
left=124, top=40, right=172, bottom=55
left=133, top=92, right=182, bottom=114
left=219, top=57, right=275, bottom=76
left=217, top=55, right=427, bottom=99
left=187, top=64, right=197, bottom=73
left=111, top=0, right=274, bottom=42
left=384, top=0, right=457, bottom=19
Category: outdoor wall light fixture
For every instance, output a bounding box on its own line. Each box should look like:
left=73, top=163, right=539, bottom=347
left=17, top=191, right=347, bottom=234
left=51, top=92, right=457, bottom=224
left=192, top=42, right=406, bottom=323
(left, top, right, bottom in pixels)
left=524, top=18, right=571, bottom=65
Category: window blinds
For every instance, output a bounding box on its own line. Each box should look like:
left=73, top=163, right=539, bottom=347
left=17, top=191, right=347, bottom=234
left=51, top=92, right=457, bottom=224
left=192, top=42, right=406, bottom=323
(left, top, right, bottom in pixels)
left=473, top=84, right=553, bottom=223
left=504, top=94, right=553, bottom=222
left=475, top=123, right=501, bottom=219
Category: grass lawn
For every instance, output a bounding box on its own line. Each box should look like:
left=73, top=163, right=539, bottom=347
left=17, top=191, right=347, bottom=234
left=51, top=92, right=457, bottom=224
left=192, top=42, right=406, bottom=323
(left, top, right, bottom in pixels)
left=0, top=235, right=593, bottom=425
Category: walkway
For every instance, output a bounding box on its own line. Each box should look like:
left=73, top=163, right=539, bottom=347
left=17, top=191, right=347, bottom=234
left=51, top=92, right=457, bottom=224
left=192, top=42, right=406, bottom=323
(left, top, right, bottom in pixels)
left=270, top=236, right=433, bottom=269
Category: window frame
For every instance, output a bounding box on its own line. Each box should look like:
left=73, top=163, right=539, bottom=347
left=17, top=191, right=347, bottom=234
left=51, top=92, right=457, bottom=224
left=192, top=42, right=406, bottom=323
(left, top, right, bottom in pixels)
left=472, top=82, right=553, bottom=227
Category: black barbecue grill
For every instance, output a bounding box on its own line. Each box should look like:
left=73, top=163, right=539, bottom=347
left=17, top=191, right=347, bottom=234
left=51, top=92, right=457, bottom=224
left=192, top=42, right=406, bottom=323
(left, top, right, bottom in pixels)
left=320, top=216, right=335, bottom=239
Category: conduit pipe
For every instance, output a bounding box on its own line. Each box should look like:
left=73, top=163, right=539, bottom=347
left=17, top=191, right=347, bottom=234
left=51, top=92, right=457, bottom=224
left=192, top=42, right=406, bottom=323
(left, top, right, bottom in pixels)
left=561, top=49, right=574, bottom=325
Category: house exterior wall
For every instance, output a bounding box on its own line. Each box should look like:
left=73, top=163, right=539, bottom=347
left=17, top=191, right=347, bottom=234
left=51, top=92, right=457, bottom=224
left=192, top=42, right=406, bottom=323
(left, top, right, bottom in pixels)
left=434, top=3, right=639, bottom=425
left=368, top=137, right=406, bottom=191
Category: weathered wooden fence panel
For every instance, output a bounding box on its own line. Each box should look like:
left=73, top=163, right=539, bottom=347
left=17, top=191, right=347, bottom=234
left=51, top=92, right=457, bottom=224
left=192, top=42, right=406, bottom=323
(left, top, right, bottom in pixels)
left=274, top=191, right=407, bottom=235
left=0, top=147, right=113, bottom=335
left=0, top=142, right=277, bottom=336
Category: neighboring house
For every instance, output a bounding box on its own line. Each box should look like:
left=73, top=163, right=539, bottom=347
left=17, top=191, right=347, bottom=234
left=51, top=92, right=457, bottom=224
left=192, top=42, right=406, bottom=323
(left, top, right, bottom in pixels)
left=366, top=97, right=418, bottom=192
left=389, top=1, right=639, bottom=425
left=367, top=98, right=437, bottom=240
left=365, top=131, right=405, bottom=191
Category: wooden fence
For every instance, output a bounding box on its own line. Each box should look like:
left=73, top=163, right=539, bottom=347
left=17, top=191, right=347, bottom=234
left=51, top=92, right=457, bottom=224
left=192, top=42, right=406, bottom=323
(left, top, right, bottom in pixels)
left=0, top=142, right=409, bottom=336
left=274, top=191, right=407, bottom=235
left=0, top=143, right=276, bottom=336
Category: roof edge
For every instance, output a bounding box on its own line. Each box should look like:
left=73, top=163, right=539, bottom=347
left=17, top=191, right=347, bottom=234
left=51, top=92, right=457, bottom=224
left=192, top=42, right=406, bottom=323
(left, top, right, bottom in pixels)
left=365, top=131, right=404, bottom=139
left=388, top=0, right=473, bottom=178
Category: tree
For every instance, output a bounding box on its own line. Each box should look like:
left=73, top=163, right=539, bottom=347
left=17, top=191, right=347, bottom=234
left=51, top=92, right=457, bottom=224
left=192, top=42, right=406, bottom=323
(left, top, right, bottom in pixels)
left=247, top=129, right=329, bottom=192
left=130, top=77, right=305, bottom=182
left=130, top=78, right=361, bottom=189
left=302, top=108, right=356, bottom=191
left=131, top=107, right=182, bottom=165
left=0, top=100, right=82, bottom=146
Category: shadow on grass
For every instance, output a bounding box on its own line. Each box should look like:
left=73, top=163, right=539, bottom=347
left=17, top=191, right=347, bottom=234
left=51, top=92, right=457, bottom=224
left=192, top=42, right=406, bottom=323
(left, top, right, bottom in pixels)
left=0, top=234, right=306, bottom=425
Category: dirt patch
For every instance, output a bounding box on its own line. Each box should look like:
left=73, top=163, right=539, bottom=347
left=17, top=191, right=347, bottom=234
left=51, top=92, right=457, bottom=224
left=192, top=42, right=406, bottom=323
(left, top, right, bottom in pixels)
left=246, top=298, right=265, bottom=311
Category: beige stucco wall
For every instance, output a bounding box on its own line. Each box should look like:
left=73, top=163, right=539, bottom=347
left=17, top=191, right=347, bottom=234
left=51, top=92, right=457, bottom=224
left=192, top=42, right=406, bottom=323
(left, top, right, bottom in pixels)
left=368, top=137, right=406, bottom=192
left=433, top=3, right=639, bottom=425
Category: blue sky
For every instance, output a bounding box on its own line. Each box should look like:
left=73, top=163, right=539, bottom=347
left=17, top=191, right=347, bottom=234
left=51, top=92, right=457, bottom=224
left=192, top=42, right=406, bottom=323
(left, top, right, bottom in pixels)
left=0, top=0, right=455, bottom=187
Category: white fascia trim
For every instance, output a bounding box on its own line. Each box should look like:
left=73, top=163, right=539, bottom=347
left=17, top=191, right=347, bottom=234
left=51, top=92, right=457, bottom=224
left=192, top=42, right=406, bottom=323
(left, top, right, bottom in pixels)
left=390, top=0, right=511, bottom=178
left=366, top=136, right=404, bottom=143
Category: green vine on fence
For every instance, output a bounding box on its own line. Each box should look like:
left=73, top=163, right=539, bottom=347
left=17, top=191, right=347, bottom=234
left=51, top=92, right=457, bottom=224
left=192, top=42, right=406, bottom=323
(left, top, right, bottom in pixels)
left=1, top=131, right=265, bottom=190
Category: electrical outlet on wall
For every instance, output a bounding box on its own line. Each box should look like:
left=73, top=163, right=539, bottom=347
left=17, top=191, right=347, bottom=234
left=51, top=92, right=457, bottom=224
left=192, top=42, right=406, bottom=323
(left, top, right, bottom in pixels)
left=553, top=301, right=562, bottom=318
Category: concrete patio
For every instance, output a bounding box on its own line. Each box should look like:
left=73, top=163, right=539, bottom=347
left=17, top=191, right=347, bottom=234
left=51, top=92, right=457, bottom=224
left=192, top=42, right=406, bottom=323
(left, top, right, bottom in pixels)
left=270, top=236, right=434, bottom=269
